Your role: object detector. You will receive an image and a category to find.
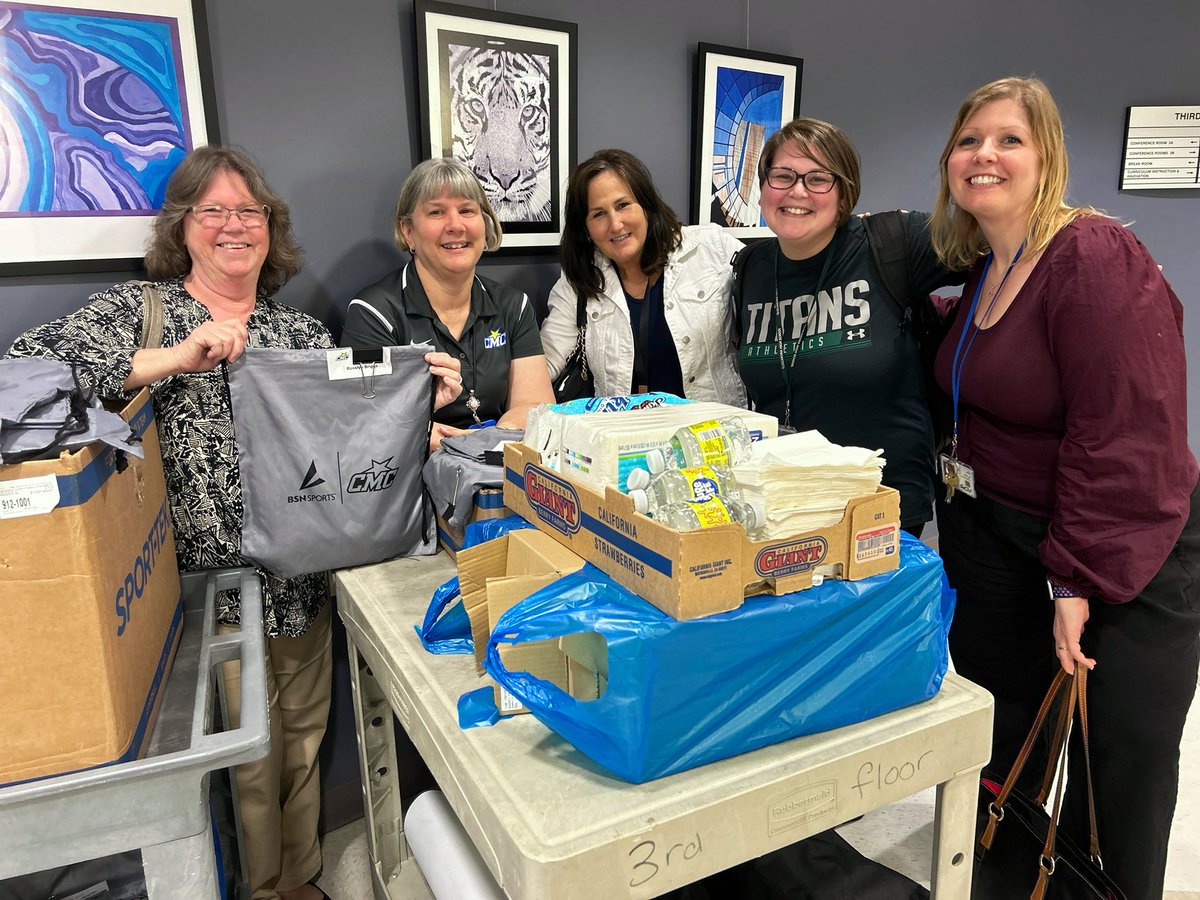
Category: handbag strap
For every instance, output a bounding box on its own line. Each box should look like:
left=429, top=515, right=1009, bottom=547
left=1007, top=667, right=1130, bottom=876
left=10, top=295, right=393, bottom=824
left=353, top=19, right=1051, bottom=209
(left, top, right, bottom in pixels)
left=137, top=280, right=165, bottom=350
left=573, top=290, right=589, bottom=378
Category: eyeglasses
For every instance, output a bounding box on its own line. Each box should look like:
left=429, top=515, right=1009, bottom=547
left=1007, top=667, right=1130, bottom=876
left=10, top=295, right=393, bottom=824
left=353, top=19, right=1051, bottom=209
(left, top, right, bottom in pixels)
left=764, top=167, right=838, bottom=193
left=189, top=204, right=271, bottom=228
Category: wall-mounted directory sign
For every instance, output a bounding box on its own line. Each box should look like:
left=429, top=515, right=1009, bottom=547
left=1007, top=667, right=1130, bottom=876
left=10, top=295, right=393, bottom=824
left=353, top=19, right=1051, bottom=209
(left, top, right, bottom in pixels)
left=1120, top=106, right=1200, bottom=190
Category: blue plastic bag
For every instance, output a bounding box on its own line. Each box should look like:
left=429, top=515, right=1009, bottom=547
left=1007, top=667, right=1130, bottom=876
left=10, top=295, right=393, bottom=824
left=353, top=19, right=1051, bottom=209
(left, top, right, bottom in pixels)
left=485, top=533, right=954, bottom=783
left=416, top=515, right=535, bottom=654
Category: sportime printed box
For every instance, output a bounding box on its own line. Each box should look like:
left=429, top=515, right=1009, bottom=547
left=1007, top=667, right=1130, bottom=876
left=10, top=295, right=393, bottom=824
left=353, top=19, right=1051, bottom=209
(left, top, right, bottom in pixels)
left=0, top=389, right=182, bottom=785
left=456, top=529, right=587, bottom=715
left=435, top=487, right=511, bottom=559
left=503, top=442, right=900, bottom=620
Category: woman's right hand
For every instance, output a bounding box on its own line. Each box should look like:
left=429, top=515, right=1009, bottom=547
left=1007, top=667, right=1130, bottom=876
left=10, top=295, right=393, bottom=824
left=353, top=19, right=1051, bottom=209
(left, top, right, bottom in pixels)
left=124, top=320, right=250, bottom=390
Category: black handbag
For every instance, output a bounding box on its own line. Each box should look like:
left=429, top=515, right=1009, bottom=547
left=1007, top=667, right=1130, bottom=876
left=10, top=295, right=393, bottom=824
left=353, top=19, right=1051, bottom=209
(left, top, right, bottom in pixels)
left=552, top=292, right=592, bottom=403
left=973, top=668, right=1125, bottom=900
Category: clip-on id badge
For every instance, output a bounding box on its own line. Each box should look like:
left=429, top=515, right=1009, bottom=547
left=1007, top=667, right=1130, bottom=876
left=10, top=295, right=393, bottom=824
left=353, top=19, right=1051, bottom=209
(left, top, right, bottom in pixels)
left=939, top=453, right=977, bottom=501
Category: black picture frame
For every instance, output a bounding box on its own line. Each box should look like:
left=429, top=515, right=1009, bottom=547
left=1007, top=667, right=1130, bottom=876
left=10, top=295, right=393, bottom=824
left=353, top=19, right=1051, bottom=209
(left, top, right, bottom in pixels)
left=691, top=43, right=803, bottom=239
left=415, top=0, right=577, bottom=254
left=0, top=0, right=220, bottom=275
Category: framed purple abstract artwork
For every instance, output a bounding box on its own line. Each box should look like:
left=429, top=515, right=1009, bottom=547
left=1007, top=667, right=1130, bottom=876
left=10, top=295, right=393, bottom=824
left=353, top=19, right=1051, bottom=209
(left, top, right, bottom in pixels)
left=415, top=0, right=577, bottom=254
left=0, top=0, right=217, bottom=274
left=691, top=44, right=803, bottom=240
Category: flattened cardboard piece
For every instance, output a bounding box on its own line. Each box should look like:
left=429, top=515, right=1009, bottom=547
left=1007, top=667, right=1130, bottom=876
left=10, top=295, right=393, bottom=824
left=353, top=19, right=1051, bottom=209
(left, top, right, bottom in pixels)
left=0, top=389, right=183, bottom=785
left=456, top=530, right=585, bottom=715
left=503, top=441, right=900, bottom=621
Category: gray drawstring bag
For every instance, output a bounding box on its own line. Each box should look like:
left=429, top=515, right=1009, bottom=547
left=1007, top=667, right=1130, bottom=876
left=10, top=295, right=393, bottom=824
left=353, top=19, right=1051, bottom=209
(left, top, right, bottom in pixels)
left=228, top=345, right=436, bottom=578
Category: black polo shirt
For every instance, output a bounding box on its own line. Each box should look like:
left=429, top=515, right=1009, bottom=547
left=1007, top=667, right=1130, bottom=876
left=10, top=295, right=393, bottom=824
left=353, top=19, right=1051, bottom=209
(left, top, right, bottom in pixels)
left=341, top=262, right=544, bottom=428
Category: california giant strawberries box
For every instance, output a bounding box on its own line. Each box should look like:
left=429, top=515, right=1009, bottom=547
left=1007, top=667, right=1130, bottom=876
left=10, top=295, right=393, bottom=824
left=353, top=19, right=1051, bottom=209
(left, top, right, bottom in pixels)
left=0, top=389, right=182, bottom=785
left=503, top=441, right=900, bottom=620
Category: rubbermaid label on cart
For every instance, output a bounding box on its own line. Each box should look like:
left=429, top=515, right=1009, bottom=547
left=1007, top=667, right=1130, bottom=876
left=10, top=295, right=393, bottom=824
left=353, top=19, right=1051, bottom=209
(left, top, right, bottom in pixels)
left=499, top=688, right=523, bottom=713
left=523, top=465, right=581, bottom=535
left=754, top=537, right=828, bottom=578
left=326, top=347, right=393, bottom=381
left=0, top=474, right=60, bottom=519
left=854, top=524, right=898, bottom=562
left=768, top=781, right=836, bottom=836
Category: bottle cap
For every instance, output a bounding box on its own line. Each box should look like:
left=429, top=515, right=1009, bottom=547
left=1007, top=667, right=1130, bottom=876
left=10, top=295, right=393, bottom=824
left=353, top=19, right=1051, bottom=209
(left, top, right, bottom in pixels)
left=629, top=489, right=649, bottom=515
left=645, top=448, right=666, bottom=474
left=626, top=467, right=650, bottom=491
left=744, top=498, right=765, bottom=530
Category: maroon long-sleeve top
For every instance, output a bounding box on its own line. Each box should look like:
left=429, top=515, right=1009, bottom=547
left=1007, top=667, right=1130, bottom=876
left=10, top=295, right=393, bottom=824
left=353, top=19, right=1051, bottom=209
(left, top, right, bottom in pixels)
left=934, top=215, right=1197, bottom=602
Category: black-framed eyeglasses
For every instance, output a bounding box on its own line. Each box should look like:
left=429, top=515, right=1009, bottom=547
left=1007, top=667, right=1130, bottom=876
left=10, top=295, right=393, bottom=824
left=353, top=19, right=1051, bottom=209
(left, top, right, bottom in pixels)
left=189, top=204, right=271, bottom=228
left=764, top=167, right=838, bottom=193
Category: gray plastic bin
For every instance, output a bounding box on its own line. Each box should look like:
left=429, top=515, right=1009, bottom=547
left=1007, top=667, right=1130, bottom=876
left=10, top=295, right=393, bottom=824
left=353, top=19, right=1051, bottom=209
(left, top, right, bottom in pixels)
left=0, top=568, right=270, bottom=899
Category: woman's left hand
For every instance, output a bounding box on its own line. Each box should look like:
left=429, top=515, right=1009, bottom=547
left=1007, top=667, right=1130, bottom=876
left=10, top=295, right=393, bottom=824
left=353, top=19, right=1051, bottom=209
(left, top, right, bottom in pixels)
left=425, top=351, right=463, bottom=410
left=1052, top=595, right=1096, bottom=674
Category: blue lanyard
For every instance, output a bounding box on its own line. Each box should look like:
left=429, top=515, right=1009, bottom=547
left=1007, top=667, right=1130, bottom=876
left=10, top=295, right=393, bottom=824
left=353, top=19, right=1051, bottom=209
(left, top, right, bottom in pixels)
left=949, top=243, right=1025, bottom=456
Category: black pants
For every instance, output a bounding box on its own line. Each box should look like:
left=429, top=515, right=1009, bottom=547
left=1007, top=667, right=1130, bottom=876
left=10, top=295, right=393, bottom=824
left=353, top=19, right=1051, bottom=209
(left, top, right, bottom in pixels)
left=937, top=485, right=1200, bottom=900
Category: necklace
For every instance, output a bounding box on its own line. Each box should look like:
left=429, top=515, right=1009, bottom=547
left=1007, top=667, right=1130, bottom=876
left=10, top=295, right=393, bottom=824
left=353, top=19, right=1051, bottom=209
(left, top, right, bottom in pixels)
left=772, top=234, right=838, bottom=426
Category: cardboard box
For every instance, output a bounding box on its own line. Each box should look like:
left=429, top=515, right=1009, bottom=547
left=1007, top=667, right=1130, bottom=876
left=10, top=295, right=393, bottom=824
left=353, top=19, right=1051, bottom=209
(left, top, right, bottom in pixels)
left=0, top=389, right=182, bottom=785
left=435, top=487, right=511, bottom=559
left=456, top=529, right=586, bottom=714
left=503, top=441, right=901, bottom=621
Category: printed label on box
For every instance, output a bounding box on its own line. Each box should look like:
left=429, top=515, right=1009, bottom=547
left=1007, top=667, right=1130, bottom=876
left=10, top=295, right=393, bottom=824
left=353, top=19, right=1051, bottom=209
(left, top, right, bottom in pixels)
left=0, top=474, right=60, bottom=520
left=855, top=524, right=899, bottom=562
left=499, top=688, right=524, bottom=713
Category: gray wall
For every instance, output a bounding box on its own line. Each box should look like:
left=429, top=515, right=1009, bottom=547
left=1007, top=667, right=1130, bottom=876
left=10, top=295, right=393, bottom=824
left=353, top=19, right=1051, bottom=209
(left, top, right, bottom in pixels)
left=5, top=0, right=1199, bottom=438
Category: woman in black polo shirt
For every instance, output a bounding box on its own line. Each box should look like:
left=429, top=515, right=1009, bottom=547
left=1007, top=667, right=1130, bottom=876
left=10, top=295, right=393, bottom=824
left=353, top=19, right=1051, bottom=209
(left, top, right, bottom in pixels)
left=342, top=158, right=553, bottom=448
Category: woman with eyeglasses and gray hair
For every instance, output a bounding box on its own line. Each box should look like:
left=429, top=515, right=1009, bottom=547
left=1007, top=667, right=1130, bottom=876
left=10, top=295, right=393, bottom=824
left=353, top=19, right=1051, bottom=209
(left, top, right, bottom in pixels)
left=8, top=144, right=461, bottom=900
left=342, top=157, right=554, bottom=449
left=735, top=118, right=962, bottom=536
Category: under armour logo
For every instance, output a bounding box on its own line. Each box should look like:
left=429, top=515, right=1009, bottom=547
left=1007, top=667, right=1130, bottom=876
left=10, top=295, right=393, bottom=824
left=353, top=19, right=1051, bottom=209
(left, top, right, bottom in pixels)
left=846, top=328, right=866, bottom=340
left=299, top=460, right=326, bottom=490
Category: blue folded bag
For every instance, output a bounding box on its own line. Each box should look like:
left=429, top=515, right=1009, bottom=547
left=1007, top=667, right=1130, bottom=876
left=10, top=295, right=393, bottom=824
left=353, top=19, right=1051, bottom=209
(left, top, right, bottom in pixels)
left=485, top=532, right=954, bottom=783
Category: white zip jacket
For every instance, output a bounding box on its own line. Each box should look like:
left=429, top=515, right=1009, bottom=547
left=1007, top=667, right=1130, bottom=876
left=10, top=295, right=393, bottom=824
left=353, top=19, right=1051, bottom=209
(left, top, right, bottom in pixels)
left=541, top=224, right=747, bottom=407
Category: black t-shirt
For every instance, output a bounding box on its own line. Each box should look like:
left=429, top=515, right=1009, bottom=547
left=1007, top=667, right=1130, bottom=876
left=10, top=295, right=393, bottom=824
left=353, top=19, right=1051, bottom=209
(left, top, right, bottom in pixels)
left=341, top=262, right=544, bottom=428
left=737, top=213, right=959, bottom=527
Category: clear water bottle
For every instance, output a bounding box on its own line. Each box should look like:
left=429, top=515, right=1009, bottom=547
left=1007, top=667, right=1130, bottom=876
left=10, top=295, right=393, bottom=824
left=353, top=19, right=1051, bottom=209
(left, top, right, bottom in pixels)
left=626, top=459, right=740, bottom=508
left=645, top=417, right=755, bottom=472
left=629, top=489, right=762, bottom=535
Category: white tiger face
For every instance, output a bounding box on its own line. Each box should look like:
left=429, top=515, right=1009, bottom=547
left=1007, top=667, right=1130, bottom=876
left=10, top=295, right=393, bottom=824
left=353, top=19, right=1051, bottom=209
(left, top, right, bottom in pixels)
left=448, top=46, right=552, bottom=224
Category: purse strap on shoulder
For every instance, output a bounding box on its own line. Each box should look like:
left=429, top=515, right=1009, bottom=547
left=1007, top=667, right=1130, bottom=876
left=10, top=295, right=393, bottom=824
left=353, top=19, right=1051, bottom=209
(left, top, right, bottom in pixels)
left=136, top=280, right=165, bottom=350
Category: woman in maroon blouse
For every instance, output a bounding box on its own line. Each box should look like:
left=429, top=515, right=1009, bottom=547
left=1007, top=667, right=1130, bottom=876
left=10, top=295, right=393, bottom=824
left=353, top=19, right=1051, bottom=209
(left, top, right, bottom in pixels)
left=930, top=76, right=1199, bottom=899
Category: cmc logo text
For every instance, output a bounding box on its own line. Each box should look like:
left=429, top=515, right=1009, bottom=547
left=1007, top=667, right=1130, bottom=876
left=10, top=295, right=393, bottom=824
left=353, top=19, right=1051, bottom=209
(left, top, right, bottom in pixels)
left=755, top=537, right=828, bottom=577
left=524, top=466, right=581, bottom=534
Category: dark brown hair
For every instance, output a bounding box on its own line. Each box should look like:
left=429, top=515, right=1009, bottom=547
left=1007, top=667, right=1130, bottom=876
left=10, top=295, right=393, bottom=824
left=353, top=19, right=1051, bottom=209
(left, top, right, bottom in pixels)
left=560, top=149, right=682, bottom=301
left=144, top=145, right=302, bottom=296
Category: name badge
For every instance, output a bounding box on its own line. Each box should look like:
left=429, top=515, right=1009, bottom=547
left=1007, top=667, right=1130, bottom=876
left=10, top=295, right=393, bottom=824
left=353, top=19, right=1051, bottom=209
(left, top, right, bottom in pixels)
left=938, top=453, right=977, bottom=501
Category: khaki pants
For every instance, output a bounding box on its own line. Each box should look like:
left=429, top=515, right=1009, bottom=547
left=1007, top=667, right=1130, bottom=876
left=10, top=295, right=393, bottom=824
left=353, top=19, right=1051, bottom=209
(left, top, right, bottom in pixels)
left=221, top=599, right=333, bottom=899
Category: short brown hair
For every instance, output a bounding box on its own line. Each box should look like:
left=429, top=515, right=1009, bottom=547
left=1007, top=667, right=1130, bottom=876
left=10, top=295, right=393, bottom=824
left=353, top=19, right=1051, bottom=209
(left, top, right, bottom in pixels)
left=393, top=158, right=503, bottom=252
left=144, top=145, right=302, bottom=296
left=931, top=76, right=1103, bottom=270
left=758, top=118, right=861, bottom=225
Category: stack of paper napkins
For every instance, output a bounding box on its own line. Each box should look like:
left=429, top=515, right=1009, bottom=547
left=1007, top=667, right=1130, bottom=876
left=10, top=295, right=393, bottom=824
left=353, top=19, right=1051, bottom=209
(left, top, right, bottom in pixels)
left=731, top=431, right=885, bottom=538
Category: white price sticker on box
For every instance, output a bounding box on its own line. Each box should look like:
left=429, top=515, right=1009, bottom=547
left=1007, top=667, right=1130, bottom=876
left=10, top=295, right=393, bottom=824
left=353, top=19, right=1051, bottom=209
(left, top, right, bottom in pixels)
left=0, top=474, right=61, bottom=520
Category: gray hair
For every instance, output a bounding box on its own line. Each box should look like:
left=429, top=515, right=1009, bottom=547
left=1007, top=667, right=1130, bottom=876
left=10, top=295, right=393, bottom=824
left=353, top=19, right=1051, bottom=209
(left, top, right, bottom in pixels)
left=393, top=157, right=503, bottom=251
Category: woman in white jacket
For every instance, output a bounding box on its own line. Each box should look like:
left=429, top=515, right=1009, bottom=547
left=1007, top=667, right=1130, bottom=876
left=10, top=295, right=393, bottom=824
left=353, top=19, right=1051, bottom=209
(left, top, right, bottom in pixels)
left=541, top=149, right=747, bottom=406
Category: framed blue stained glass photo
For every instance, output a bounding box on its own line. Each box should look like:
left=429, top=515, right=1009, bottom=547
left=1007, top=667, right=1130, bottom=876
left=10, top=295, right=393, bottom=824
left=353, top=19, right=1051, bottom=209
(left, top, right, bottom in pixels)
left=691, top=43, right=803, bottom=239
left=0, top=0, right=218, bottom=274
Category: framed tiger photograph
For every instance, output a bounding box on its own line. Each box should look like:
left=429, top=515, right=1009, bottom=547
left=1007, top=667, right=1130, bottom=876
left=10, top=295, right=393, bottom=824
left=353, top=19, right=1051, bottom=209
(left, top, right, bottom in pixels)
left=415, top=0, right=577, bottom=253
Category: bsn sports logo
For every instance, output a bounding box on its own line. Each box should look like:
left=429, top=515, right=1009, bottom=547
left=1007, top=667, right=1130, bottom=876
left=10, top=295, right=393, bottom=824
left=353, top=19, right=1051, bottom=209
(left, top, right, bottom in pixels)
left=524, top=466, right=581, bottom=534
left=347, top=457, right=399, bottom=493
left=484, top=329, right=508, bottom=349
left=288, top=460, right=336, bottom=503
left=755, top=536, right=828, bottom=577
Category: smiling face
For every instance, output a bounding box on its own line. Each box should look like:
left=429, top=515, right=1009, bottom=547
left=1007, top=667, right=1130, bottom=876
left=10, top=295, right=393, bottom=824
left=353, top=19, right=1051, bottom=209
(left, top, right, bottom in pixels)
left=946, top=98, right=1042, bottom=229
left=182, top=169, right=269, bottom=292
left=400, top=188, right=487, bottom=281
left=583, top=170, right=648, bottom=277
left=760, top=142, right=841, bottom=260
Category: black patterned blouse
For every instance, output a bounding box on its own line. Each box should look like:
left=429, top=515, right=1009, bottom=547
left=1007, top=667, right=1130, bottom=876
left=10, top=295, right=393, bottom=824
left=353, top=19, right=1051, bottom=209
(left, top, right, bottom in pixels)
left=7, top=279, right=333, bottom=637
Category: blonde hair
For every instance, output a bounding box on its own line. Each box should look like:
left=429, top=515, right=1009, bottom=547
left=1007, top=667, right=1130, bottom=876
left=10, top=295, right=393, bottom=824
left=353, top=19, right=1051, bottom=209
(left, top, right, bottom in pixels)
left=393, top=157, right=502, bottom=252
left=931, top=76, right=1103, bottom=270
